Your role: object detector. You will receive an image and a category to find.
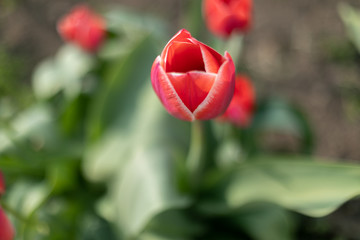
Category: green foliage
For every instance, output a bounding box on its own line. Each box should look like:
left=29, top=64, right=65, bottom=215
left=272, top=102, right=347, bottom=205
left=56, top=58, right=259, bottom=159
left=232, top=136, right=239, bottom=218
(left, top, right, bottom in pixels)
left=220, top=158, right=360, bottom=217
left=1, top=3, right=360, bottom=240
left=339, top=3, right=360, bottom=53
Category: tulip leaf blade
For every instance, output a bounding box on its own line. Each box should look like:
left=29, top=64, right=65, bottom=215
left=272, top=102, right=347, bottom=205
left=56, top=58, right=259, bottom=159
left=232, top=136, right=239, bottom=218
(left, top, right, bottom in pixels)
left=83, top=33, right=190, bottom=239
left=235, top=202, right=296, bottom=240
left=222, top=158, right=360, bottom=217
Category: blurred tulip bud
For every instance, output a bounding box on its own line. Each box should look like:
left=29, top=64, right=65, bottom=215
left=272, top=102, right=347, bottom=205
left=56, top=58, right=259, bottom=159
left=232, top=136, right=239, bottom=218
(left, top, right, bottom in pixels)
left=57, top=4, right=106, bottom=52
left=218, top=75, right=255, bottom=127
left=151, top=29, right=235, bottom=121
left=203, top=0, right=252, bottom=38
left=0, top=207, right=14, bottom=240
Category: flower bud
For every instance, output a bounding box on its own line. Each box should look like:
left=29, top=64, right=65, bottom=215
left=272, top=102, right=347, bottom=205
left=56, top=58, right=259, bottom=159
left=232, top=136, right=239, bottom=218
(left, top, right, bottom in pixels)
left=57, top=5, right=106, bottom=52
left=203, top=0, right=252, bottom=38
left=218, top=75, right=255, bottom=127
left=151, top=29, right=235, bottom=121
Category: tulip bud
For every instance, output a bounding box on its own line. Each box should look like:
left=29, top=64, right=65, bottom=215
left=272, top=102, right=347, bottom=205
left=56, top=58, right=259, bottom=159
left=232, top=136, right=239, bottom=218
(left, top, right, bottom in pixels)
left=57, top=5, right=106, bottom=52
left=218, top=75, right=255, bottom=127
left=203, top=0, right=252, bottom=38
left=151, top=29, right=235, bottom=121
left=0, top=207, right=14, bottom=240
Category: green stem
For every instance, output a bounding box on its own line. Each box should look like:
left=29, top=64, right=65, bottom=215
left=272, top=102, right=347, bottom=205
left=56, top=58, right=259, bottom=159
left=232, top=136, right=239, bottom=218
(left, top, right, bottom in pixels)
left=225, top=33, right=243, bottom=70
left=186, top=120, right=205, bottom=191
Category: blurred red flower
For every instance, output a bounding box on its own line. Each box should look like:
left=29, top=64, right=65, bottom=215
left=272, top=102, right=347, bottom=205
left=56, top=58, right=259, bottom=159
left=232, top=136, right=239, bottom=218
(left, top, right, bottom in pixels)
left=151, top=29, right=235, bottom=121
left=0, top=172, right=14, bottom=240
left=218, top=75, right=255, bottom=127
left=0, top=172, right=5, bottom=196
left=203, top=0, right=252, bottom=38
left=0, top=207, right=14, bottom=240
left=57, top=4, right=106, bottom=52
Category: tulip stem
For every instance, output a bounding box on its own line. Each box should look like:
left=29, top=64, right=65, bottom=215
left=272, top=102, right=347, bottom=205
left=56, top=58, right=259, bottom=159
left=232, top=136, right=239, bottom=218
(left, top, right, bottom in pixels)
left=225, top=33, right=243, bottom=69
left=186, top=120, right=205, bottom=191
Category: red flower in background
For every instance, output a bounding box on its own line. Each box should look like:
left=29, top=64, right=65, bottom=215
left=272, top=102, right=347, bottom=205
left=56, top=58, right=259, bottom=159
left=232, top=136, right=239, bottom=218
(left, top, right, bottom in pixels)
left=151, top=29, right=235, bottom=121
left=57, top=5, right=106, bottom=52
left=0, top=172, right=5, bottom=196
left=0, top=172, right=14, bottom=240
left=203, top=0, right=252, bottom=38
left=219, top=75, right=255, bottom=127
left=0, top=207, right=14, bottom=240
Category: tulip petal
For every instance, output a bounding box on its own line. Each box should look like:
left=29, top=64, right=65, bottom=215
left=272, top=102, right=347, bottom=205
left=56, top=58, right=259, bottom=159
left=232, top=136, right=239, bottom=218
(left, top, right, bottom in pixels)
left=167, top=71, right=216, bottom=112
left=165, top=42, right=204, bottom=73
left=199, top=44, right=224, bottom=73
left=151, top=57, right=194, bottom=121
left=194, top=52, right=235, bottom=119
left=161, top=29, right=193, bottom=64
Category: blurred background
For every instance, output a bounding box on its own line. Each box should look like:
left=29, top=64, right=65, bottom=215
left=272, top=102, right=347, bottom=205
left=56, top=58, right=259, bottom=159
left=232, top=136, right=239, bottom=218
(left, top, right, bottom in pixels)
left=2, top=0, right=360, bottom=239
left=2, top=0, right=360, bottom=159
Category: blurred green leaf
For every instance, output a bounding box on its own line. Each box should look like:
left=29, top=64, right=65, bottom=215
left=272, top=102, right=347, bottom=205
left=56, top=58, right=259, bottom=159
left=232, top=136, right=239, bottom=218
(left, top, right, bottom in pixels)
left=339, top=3, right=360, bottom=53
left=246, top=98, right=313, bottom=155
left=5, top=181, right=51, bottom=239
left=105, top=8, right=168, bottom=41
left=78, top=212, right=117, bottom=240
left=83, top=33, right=190, bottom=238
left=223, top=158, right=360, bottom=217
left=235, top=203, right=295, bottom=240
left=0, top=103, right=57, bottom=153
left=85, top=35, right=158, bottom=141
left=46, top=159, right=79, bottom=194
left=32, top=44, right=94, bottom=100
left=86, top=87, right=190, bottom=238
left=140, top=209, right=204, bottom=240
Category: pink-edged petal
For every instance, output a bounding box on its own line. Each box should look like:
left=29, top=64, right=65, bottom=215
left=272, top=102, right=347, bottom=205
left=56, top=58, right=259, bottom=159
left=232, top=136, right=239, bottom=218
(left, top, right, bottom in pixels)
left=194, top=52, right=235, bottom=119
left=160, top=29, right=193, bottom=63
left=151, top=57, right=194, bottom=121
left=165, top=42, right=204, bottom=73
left=0, top=172, right=5, bottom=195
left=199, top=44, right=224, bottom=73
left=0, top=207, right=14, bottom=240
left=167, top=71, right=216, bottom=112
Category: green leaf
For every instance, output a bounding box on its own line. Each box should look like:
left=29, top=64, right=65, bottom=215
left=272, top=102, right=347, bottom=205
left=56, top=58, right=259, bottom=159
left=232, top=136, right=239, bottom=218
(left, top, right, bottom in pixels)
left=339, top=3, right=360, bottom=53
left=4, top=181, right=51, bottom=239
left=86, top=87, right=190, bottom=238
left=0, top=103, right=57, bottom=153
left=247, top=98, right=314, bottom=154
left=32, top=44, right=94, bottom=100
left=140, top=209, right=204, bottom=240
left=105, top=7, right=168, bottom=41
left=86, top=35, right=158, bottom=141
left=235, top=203, right=295, bottom=240
left=224, top=158, right=360, bottom=217
left=83, top=33, right=190, bottom=238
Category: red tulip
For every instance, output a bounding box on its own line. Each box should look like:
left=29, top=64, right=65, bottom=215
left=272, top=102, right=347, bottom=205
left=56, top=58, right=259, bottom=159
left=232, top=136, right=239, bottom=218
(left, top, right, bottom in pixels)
left=0, top=172, right=5, bottom=196
left=0, top=207, right=14, bottom=240
left=218, top=75, right=255, bottom=127
left=151, top=29, right=235, bottom=121
left=0, top=171, right=14, bottom=240
left=203, top=0, right=252, bottom=38
left=57, top=4, right=106, bottom=52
